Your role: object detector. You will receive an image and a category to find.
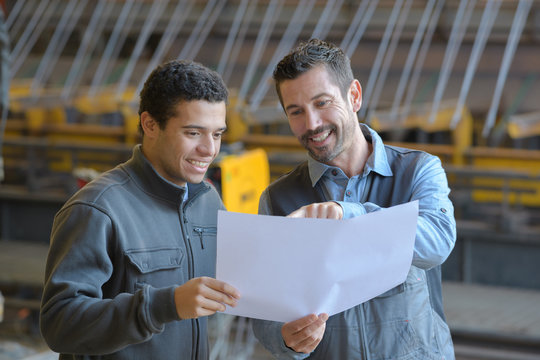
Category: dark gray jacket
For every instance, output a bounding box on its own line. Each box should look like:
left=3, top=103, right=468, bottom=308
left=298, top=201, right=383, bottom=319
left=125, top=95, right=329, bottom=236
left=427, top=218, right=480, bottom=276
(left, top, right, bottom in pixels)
left=40, top=145, right=224, bottom=360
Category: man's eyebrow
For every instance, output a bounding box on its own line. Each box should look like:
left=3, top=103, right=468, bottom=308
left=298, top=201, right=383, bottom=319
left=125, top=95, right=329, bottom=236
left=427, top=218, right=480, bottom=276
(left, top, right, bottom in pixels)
left=181, top=125, right=227, bottom=132
left=284, top=92, right=332, bottom=112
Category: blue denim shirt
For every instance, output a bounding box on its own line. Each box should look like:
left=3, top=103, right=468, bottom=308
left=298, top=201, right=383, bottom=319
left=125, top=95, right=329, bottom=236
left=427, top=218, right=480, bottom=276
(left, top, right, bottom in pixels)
left=254, top=124, right=456, bottom=359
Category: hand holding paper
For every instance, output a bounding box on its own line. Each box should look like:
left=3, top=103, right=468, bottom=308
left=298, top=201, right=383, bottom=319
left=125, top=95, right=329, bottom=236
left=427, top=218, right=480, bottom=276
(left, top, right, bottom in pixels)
left=216, top=201, right=418, bottom=323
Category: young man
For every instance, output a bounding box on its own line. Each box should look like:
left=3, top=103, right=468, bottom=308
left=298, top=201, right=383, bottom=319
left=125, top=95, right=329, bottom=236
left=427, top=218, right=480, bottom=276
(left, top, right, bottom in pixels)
left=252, top=39, right=456, bottom=359
left=40, top=60, right=240, bottom=359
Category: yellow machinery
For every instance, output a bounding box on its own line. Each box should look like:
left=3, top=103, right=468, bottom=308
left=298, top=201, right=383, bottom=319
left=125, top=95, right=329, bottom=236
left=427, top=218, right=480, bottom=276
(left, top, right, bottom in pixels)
left=217, top=148, right=269, bottom=214
left=3, top=88, right=271, bottom=215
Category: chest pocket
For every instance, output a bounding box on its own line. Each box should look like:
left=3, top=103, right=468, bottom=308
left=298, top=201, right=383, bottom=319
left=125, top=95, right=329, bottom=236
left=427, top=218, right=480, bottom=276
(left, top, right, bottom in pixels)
left=125, top=247, right=185, bottom=290
left=192, top=226, right=217, bottom=249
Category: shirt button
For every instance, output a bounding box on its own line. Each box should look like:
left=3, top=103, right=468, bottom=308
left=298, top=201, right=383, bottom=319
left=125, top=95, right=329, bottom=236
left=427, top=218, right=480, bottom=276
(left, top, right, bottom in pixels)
left=331, top=169, right=338, bottom=176
left=346, top=190, right=352, bottom=197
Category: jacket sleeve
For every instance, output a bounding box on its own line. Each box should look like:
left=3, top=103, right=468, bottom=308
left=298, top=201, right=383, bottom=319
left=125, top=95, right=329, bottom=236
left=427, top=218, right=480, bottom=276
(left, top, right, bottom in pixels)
left=337, top=153, right=456, bottom=269
left=40, top=202, right=179, bottom=355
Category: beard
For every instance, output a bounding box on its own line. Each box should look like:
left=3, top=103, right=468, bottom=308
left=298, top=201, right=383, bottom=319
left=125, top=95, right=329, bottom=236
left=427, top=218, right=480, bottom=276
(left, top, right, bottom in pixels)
left=300, top=125, right=343, bottom=163
left=300, top=115, right=359, bottom=164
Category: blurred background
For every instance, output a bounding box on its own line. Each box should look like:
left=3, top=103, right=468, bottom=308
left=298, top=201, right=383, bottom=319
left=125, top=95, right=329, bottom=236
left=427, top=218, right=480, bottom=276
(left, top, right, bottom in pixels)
left=0, top=0, right=539, bottom=359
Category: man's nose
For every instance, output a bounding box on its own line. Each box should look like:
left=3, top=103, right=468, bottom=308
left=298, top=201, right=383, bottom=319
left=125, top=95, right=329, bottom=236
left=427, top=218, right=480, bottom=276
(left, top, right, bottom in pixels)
left=305, top=108, right=322, bottom=130
left=198, top=135, right=217, bottom=156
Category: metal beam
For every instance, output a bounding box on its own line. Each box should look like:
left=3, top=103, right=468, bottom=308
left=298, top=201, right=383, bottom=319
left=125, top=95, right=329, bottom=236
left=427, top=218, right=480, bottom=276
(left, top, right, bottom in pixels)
left=133, top=0, right=196, bottom=100
left=389, top=0, right=438, bottom=122
left=366, top=0, right=414, bottom=125
left=450, top=0, right=502, bottom=129
left=61, top=0, right=115, bottom=101
left=359, top=0, right=404, bottom=120
left=249, top=0, right=316, bottom=111
left=115, top=0, right=169, bottom=100
left=427, top=0, right=477, bottom=124
left=483, top=0, right=533, bottom=137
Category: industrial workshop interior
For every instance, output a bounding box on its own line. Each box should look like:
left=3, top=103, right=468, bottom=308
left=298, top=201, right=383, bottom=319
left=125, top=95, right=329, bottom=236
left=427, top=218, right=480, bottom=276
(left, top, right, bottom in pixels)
left=0, top=0, right=539, bottom=359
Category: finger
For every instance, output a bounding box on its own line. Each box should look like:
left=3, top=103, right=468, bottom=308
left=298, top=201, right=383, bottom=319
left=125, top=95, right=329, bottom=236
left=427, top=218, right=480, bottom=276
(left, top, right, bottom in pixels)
left=203, top=277, right=241, bottom=300
left=199, top=285, right=239, bottom=308
left=325, top=203, right=342, bottom=219
left=285, top=316, right=327, bottom=352
left=292, top=332, right=323, bottom=354
left=304, top=204, right=318, bottom=218
left=284, top=314, right=319, bottom=334
left=287, top=207, right=305, bottom=218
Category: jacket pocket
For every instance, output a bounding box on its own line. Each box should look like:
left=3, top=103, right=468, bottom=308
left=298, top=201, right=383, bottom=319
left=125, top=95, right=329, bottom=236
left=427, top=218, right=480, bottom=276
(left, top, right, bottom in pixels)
left=125, top=247, right=185, bottom=291
left=125, top=247, right=184, bottom=273
left=192, top=226, right=217, bottom=249
left=366, top=310, right=441, bottom=360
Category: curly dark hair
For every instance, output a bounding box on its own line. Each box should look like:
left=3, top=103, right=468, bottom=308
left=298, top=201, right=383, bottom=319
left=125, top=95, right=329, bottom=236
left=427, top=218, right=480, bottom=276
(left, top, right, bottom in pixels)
left=273, top=38, right=354, bottom=104
left=138, top=60, right=228, bottom=132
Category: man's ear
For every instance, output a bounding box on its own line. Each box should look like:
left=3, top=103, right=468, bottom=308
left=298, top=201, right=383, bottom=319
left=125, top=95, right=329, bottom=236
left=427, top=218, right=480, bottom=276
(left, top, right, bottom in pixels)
left=349, top=80, right=362, bottom=113
left=140, top=111, right=159, bottom=138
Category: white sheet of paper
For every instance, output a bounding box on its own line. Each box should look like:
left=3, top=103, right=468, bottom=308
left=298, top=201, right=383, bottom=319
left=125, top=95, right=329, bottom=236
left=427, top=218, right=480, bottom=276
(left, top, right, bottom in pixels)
left=216, top=200, right=418, bottom=323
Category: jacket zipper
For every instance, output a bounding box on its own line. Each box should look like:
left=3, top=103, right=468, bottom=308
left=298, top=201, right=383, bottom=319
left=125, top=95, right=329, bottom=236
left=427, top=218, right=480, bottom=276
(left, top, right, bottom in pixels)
left=193, top=227, right=205, bottom=249
left=180, top=185, right=210, bottom=360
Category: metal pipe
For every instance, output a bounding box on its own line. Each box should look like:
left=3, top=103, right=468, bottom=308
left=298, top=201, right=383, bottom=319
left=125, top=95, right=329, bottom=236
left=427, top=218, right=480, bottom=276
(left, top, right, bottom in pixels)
left=341, top=0, right=378, bottom=59
left=88, top=0, right=140, bottom=97
left=340, top=0, right=370, bottom=52
left=311, top=0, right=344, bottom=40
left=7, top=0, right=33, bottom=41
left=358, top=0, right=404, bottom=119
left=400, top=0, right=444, bottom=122
left=389, top=0, right=437, bottom=122
left=366, top=0, right=413, bottom=125
left=249, top=0, right=316, bottom=111
left=10, top=0, right=54, bottom=77
left=177, top=0, right=227, bottom=61
left=427, top=0, right=476, bottom=124
left=183, top=0, right=227, bottom=60
left=133, top=0, right=195, bottom=100
left=217, top=0, right=250, bottom=75
left=222, top=0, right=258, bottom=84
left=30, top=0, right=89, bottom=99
left=5, top=0, right=26, bottom=30
left=61, top=0, right=114, bottom=101
left=237, top=0, right=284, bottom=108
left=116, top=0, right=169, bottom=100
left=483, top=0, right=533, bottom=137
left=450, top=0, right=502, bottom=129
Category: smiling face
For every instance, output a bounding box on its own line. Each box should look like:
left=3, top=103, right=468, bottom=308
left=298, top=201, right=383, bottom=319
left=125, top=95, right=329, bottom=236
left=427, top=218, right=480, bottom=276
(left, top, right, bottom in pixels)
left=141, top=100, right=227, bottom=187
left=280, top=65, right=363, bottom=167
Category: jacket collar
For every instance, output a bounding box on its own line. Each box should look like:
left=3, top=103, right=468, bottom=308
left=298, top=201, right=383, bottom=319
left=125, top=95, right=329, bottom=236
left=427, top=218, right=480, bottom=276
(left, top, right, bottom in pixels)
left=124, top=145, right=207, bottom=204
left=307, top=123, right=393, bottom=187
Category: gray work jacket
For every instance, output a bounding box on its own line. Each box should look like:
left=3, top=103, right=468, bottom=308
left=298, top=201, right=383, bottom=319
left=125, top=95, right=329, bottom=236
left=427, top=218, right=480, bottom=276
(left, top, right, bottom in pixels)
left=40, top=145, right=224, bottom=359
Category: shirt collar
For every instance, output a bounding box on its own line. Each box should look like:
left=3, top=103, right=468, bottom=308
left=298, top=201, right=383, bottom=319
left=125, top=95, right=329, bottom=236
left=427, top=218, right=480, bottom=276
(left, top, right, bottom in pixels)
left=307, top=123, right=393, bottom=187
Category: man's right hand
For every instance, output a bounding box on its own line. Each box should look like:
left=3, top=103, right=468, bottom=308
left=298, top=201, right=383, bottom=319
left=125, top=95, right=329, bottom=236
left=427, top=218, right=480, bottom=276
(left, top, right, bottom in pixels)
left=281, top=313, right=329, bottom=353
left=174, top=277, right=240, bottom=320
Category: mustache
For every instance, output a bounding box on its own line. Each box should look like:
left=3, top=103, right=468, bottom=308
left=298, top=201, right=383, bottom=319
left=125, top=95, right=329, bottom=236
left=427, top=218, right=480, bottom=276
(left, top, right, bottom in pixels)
left=300, top=125, right=335, bottom=142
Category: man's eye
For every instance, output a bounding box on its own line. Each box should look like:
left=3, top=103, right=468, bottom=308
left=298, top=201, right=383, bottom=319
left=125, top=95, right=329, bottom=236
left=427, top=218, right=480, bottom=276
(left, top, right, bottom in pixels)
left=289, top=109, right=302, bottom=116
left=317, top=100, right=330, bottom=107
left=213, top=133, right=223, bottom=139
left=187, top=131, right=199, bottom=136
